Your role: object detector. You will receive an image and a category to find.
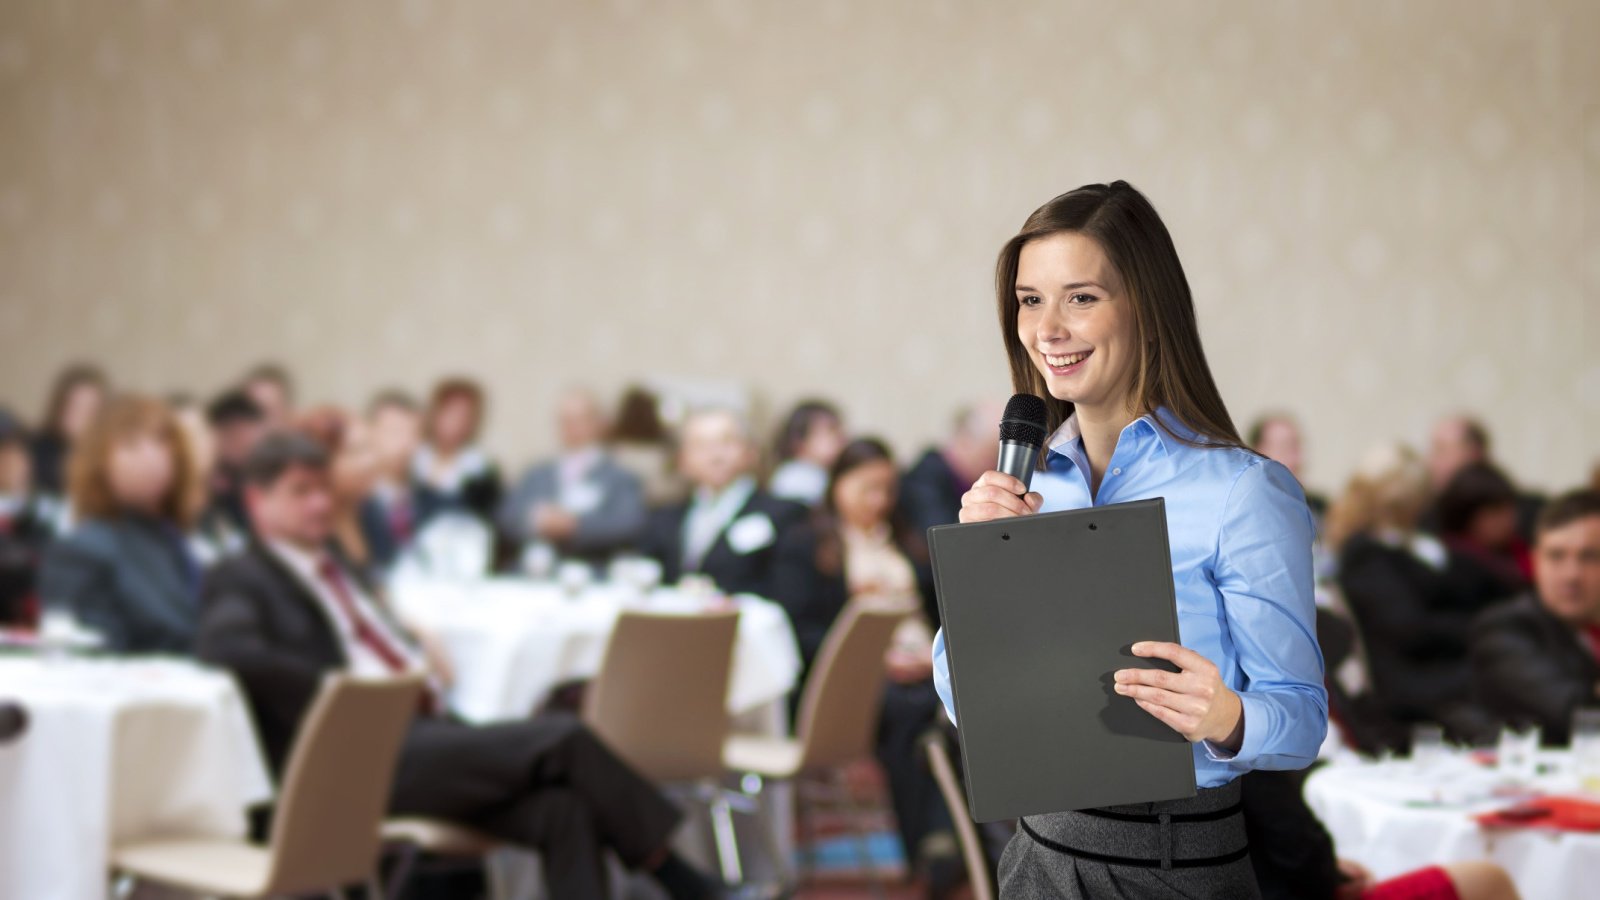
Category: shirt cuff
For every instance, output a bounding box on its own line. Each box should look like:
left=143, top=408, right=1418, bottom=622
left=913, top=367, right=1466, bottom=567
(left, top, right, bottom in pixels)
left=1201, top=692, right=1260, bottom=764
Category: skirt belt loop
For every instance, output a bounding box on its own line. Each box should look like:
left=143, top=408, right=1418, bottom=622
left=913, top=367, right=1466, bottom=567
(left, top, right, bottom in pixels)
left=1158, top=813, right=1173, bottom=870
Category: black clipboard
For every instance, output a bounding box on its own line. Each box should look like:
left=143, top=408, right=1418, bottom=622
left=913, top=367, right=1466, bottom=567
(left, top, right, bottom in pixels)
left=929, top=497, right=1197, bottom=822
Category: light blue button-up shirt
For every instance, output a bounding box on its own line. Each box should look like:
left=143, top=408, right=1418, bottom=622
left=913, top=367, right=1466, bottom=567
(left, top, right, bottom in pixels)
left=932, top=407, right=1327, bottom=788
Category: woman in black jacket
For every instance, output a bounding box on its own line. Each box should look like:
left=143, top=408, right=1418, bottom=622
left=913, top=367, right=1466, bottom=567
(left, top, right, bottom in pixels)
left=38, top=394, right=205, bottom=654
left=1329, top=445, right=1493, bottom=742
left=772, top=438, right=962, bottom=893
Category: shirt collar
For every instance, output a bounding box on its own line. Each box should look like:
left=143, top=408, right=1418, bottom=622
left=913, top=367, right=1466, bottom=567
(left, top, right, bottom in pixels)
left=693, top=475, right=756, bottom=511
left=266, top=538, right=325, bottom=581
left=1046, top=406, right=1198, bottom=460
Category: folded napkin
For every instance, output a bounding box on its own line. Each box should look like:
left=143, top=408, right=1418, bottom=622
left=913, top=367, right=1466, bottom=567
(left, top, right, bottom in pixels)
left=1476, top=796, right=1600, bottom=832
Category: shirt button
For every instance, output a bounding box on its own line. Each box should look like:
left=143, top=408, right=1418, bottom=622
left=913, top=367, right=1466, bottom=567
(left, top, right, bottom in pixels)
left=1112, top=467, right=1122, bottom=476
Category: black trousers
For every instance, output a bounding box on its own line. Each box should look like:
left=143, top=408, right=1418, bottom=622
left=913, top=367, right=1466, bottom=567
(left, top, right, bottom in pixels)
left=388, top=711, right=683, bottom=899
left=875, top=680, right=955, bottom=866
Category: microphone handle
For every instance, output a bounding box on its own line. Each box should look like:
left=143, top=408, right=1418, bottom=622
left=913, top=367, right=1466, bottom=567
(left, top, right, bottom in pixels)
left=996, top=440, right=1039, bottom=491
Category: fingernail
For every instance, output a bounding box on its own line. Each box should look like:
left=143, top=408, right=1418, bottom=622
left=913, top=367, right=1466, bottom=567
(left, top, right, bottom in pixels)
left=1114, top=684, right=1127, bottom=694
left=1131, top=642, right=1147, bottom=653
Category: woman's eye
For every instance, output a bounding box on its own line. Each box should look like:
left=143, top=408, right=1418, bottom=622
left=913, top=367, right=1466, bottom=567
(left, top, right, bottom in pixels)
left=1019, top=295, right=1041, bottom=307
left=1068, top=293, right=1096, bottom=305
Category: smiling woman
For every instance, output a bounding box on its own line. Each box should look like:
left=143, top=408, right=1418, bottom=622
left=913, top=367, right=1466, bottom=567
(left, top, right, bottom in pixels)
left=933, top=181, right=1328, bottom=899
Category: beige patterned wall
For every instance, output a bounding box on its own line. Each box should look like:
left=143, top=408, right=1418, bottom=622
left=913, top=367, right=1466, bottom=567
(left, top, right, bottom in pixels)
left=0, top=0, right=1595, bottom=493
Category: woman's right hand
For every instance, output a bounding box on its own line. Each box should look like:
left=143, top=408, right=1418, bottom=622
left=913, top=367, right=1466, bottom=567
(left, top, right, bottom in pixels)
left=959, top=470, right=1043, bottom=523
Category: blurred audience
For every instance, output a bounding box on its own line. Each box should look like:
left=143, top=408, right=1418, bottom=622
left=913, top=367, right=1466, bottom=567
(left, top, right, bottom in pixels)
left=610, top=385, right=688, bottom=507
left=296, top=407, right=388, bottom=581
left=1326, top=445, right=1491, bottom=741
left=1250, top=411, right=1330, bottom=519
left=196, top=431, right=720, bottom=899
left=1426, top=414, right=1543, bottom=541
left=29, top=363, right=109, bottom=498
left=0, top=408, right=55, bottom=625
left=641, top=408, right=804, bottom=598
left=498, top=387, right=645, bottom=568
left=205, top=389, right=268, bottom=537
left=365, top=390, right=425, bottom=569
left=169, top=395, right=245, bottom=565
left=1436, top=462, right=1533, bottom=610
left=1470, top=489, right=1600, bottom=745
left=772, top=438, right=957, bottom=884
left=414, top=377, right=502, bottom=524
left=38, top=395, right=204, bottom=653
left=239, top=362, right=296, bottom=429
left=899, top=400, right=1002, bottom=537
left=768, top=399, right=846, bottom=506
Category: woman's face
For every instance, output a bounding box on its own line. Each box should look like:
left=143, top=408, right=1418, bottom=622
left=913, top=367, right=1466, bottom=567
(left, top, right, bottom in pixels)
left=333, top=421, right=379, bottom=502
left=107, top=430, right=176, bottom=513
left=60, top=382, right=105, bottom=439
left=431, top=395, right=477, bottom=451
left=1015, top=232, right=1138, bottom=419
left=832, top=458, right=898, bottom=531
left=799, top=414, right=846, bottom=467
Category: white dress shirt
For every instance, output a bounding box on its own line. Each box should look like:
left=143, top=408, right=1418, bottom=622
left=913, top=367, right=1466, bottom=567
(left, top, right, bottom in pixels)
left=265, top=540, right=427, bottom=678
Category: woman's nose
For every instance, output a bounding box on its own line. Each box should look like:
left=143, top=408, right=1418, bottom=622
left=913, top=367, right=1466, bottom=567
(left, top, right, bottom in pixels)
left=1034, top=304, right=1070, bottom=345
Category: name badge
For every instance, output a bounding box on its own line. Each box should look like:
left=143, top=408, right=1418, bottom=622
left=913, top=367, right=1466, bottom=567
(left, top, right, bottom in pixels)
left=562, top=481, right=604, bottom=515
left=726, top=513, right=776, bottom=555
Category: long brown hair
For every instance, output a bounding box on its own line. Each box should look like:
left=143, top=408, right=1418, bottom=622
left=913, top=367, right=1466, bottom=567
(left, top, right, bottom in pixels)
left=811, top=437, right=928, bottom=576
left=1323, top=443, right=1429, bottom=552
left=995, top=181, right=1244, bottom=449
left=68, top=393, right=204, bottom=528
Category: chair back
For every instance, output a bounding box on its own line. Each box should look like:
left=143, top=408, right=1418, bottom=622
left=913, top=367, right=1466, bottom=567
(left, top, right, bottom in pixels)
left=793, top=605, right=904, bottom=770
left=264, top=675, right=424, bottom=894
left=584, top=610, right=740, bottom=781
left=924, top=734, right=995, bottom=900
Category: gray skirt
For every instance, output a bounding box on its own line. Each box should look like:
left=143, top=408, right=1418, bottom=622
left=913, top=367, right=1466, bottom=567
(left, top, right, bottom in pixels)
left=997, top=781, right=1260, bottom=899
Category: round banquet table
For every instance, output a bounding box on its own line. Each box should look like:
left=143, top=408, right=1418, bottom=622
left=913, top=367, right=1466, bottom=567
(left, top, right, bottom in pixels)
left=388, top=575, right=803, bottom=722
left=1305, top=752, right=1600, bottom=900
left=0, top=655, right=273, bottom=900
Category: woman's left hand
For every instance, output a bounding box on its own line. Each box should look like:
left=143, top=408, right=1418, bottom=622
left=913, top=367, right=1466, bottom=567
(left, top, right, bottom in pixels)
left=1114, top=641, right=1244, bottom=751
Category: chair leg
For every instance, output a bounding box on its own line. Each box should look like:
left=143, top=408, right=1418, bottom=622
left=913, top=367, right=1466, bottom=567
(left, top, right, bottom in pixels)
left=748, top=780, right=793, bottom=895
left=708, top=785, right=746, bottom=886
left=793, top=776, right=815, bottom=889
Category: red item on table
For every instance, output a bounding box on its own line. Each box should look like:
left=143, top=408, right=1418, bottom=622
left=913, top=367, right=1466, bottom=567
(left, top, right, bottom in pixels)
left=1476, top=796, right=1600, bottom=832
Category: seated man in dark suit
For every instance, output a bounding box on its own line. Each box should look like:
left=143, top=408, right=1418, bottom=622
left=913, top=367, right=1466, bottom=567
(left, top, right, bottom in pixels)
left=641, top=408, right=804, bottom=598
left=1470, top=488, right=1600, bottom=745
left=898, top=401, right=1002, bottom=537
left=196, top=432, right=720, bottom=899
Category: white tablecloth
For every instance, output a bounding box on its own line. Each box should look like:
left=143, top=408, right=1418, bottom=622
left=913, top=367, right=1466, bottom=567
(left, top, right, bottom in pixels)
left=389, top=576, right=803, bottom=723
left=1306, top=753, right=1600, bottom=900
left=0, top=655, right=274, bottom=900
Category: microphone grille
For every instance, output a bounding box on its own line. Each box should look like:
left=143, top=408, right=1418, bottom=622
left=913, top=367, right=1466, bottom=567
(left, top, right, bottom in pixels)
left=999, top=393, right=1048, bottom=445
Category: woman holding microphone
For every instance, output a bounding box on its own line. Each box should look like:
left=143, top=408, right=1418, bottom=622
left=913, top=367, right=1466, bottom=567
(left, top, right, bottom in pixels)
left=932, top=181, right=1327, bottom=898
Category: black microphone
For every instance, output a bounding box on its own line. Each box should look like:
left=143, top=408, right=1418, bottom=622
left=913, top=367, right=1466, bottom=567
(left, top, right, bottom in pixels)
left=997, top=393, right=1048, bottom=491
left=0, top=702, right=27, bottom=745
